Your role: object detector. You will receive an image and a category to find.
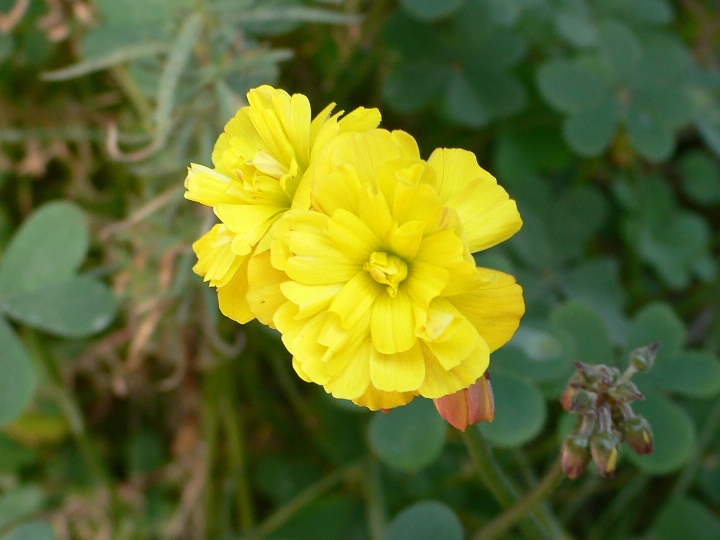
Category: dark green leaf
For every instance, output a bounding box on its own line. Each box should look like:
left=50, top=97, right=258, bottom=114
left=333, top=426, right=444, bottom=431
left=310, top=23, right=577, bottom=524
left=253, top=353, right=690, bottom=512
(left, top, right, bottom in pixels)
left=679, top=150, right=720, bottom=205
left=548, top=185, right=608, bottom=263
left=653, top=497, right=720, bottom=540
left=626, top=105, right=675, bottom=162
left=626, top=303, right=685, bottom=365
left=640, top=351, right=720, bottom=398
left=597, top=20, right=642, bottom=82
left=0, top=318, right=36, bottom=429
left=503, top=323, right=575, bottom=383
left=383, top=501, right=463, bottom=540
left=442, top=72, right=491, bottom=128
left=0, top=521, right=56, bottom=540
left=368, top=398, right=447, bottom=470
left=0, top=201, right=88, bottom=295
left=465, top=69, right=527, bottom=119
left=537, top=60, right=610, bottom=113
left=383, top=62, right=449, bottom=114
left=595, top=0, right=674, bottom=26
left=563, top=99, right=618, bottom=156
left=0, top=485, right=45, bottom=531
left=398, top=0, right=465, bottom=22
left=627, top=391, right=695, bottom=474
left=551, top=301, right=613, bottom=366
left=479, top=371, right=546, bottom=447
left=555, top=10, right=597, bottom=48
left=3, top=276, right=117, bottom=338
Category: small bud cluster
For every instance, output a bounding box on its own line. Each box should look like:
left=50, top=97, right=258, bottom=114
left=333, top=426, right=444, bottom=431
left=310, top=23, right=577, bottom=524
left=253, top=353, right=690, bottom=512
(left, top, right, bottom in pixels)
left=560, top=343, right=658, bottom=479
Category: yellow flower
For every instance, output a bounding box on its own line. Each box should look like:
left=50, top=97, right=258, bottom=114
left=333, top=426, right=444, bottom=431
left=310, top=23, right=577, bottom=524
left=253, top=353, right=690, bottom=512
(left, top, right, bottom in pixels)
left=250, top=129, right=524, bottom=410
left=185, top=85, right=381, bottom=323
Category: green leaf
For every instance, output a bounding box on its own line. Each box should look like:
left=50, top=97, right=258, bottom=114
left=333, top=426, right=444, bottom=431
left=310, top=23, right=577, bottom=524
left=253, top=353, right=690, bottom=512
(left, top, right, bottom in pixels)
left=679, top=150, right=720, bottom=205
left=268, top=497, right=361, bottom=540
left=503, top=323, right=575, bottom=383
left=0, top=521, right=56, bottom=540
left=562, top=258, right=627, bottom=343
left=0, top=201, right=88, bottom=295
left=627, top=303, right=685, bottom=365
left=597, top=20, right=642, bottom=82
left=479, top=371, right=546, bottom=447
left=633, top=84, right=694, bottom=129
left=464, top=68, right=527, bottom=119
left=0, top=485, right=45, bottom=531
left=3, top=276, right=117, bottom=338
left=548, top=185, right=608, bottom=263
left=653, top=497, right=720, bottom=540
left=597, top=0, right=674, bottom=26
left=627, top=391, right=695, bottom=474
left=695, top=117, right=720, bottom=162
left=82, top=0, right=177, bottom=58
left=626, top=106, right=675, bottom=162
left=555, top=10, right=597, bottom=48
left=0, top=319, right=36, bottom=429
left=563, top=99, right=618, bottom=156
left=537, top=60, right=610, bottom=113
left=398, top=0, right=465, bottom=22
left=640, top=351, right=720, bottom=398
left=383, top=501, right=463, bottom=540
left=383, top=62, right=449, bottom=114
left=255, top=456, right=321, bottom=506
left=442, top=72, right=491, bottom=128
left=368, top=398, right=447, bottom=470
left=551, top=301, right=614, bottom=366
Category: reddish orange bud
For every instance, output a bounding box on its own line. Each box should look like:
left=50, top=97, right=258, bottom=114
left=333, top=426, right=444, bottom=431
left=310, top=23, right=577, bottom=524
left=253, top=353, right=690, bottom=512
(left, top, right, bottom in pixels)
left=434, top=373, right=494, bottom=431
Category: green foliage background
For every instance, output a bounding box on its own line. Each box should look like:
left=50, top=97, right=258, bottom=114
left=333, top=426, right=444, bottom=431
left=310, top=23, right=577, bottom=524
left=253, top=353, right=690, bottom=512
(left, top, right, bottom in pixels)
left=1, top=0, right=720, bottom=538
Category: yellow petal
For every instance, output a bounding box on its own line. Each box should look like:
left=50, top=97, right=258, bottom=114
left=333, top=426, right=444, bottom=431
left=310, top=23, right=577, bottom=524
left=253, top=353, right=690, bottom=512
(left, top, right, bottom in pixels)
left=337, top=107, right=382, bottom=133
left=328, top=271, right=381, bottom=329
left=217, top=256, right=254, bottom=324
left=448, top=267, right=525, bottom=352
left=427, top=148, right=523, bottom=252
left=326, top=209, right=380, bottom=264
left=352, top=386, right=416, bottom=411
left=247, top=250, right=288, bottom=327
left=404, top=261, right=449, bottom=310
left=280, top=281, right=343, bottom=319
left=369, top=341, right=425, bottom=392
left=284, top=228, right=359, bottom=285
left=324, top=337, right=373, bottom=400
left=215, top=204, right=283, bottom=256
left=371, top=291, right=416, bottom=354
left=192, top=225, right=244, bottom=287
left=418, top=338, right=489, bottom=398
left=184, top=164, right=244, bottom=206
left=420, top=299, right=479, bottom=371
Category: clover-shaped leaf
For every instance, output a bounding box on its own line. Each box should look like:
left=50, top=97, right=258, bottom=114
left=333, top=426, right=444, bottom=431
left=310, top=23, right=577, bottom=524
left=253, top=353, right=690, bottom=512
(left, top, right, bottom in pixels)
left=384, top=501, right=463, bottom=540
left=679, top=150, right=720, bottom=206
left=551, top=301, right=613, bottom=366
left=479, top=371, right=547, bottom=447
left=369, top=398, right=447, bottom=470
left=0, top=521, right=56, bottom=540
left=501, top=322, right=575, bottom=384
left=0, top=319, right=36, bottom=429
left=652, top=497, right=720, bottom=540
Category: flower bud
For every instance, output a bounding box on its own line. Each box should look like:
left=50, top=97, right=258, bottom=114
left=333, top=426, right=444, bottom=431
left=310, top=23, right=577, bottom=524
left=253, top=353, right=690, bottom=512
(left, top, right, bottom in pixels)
left=568, top=389, right=598, bottom=413
left=562, top=434, right=591, bottom=479
left=590, top=431, right=620, bottom=478
left=621, top=415, right=654, bottom=455
left=629, top=343, right=659, bottom=372
left=609, top=380, right=644, bottom=403
left=434, top=373, right=494, bottom=431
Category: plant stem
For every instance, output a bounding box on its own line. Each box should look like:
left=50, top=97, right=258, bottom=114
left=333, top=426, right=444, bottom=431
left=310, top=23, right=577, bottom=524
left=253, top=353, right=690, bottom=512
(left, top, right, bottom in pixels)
left=237, top=459, right=365, bottom=540
left=363, top=456, right=387, bottom=540
left=460, top=427, right=553, bottom=540
left=473, top=457, right=565, bottom=540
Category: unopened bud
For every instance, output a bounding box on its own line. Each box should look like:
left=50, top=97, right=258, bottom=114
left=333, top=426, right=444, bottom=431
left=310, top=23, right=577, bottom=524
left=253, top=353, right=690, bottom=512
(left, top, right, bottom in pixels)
left=562, top=434, right=591, bottom=479
left=560, top=386, right=576, bottom=411
left=569, top=389, right=598, bottom=413
left=621, top=415, right=654, bottom=455
left=434, top=373, right=494, bottom=431
left=629, top=343, right=659, bottom=372
left=590, top=431, right=620, bottom=478
left=609, top=380, right=644, bottom=403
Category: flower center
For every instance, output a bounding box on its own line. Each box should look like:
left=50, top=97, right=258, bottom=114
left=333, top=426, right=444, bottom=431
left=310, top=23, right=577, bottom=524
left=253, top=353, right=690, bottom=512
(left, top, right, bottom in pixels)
left=364, top=251, right=408, bottom=297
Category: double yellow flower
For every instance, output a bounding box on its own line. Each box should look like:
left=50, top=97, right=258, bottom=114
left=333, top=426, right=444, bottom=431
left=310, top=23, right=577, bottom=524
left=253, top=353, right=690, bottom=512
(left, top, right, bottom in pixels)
left=185, top=85, right=524, bottom=414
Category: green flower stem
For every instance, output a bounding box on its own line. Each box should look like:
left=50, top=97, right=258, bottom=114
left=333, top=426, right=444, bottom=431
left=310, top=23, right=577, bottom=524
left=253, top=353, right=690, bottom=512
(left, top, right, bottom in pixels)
left=671, top=395, right=720, bottom=499
left=24, top=329, right=111, bottom=487
left=363, top=456, right=387, bottom=540
left=472, top=457, right=565, bottom=540
left=460, top=427, right=553, bottom=540
left=237, top=459, right=365, bottom=540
